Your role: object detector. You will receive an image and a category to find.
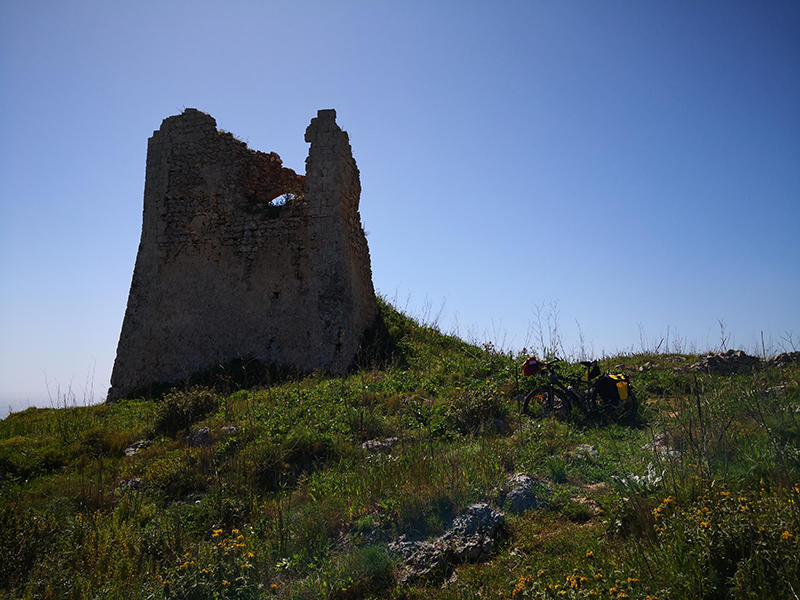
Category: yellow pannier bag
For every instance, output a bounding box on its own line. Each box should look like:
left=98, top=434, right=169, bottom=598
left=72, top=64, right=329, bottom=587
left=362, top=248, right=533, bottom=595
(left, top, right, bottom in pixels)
left=609, top=374, right=629, bottom=400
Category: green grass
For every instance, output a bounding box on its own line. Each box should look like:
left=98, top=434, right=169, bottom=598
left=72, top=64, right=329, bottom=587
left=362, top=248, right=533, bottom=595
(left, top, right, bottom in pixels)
left=1, top=298, right=798, bottom=599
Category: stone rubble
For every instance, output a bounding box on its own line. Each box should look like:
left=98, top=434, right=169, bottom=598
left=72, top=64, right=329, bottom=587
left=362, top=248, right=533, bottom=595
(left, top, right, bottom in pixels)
left=690, top=350, right=761, bottom=375
left=689, top=349, right=800, bottom=375
left=765, top=351, right=800, bottom=370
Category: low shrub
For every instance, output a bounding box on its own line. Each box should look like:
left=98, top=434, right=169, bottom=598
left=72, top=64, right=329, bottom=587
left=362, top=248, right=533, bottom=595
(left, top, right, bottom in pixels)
left=0, top=435, right=65, bottom=481
left=444, top=387, right=512, bottom=435
left=651, top=486, right=800, bottom=599
left=153, top=387, right=220, bottom=437
left=143, top=449, right=209, bottom=499
left=159, top=525, right=269, bottom=600
left=0, top=504, right=61, bottom=597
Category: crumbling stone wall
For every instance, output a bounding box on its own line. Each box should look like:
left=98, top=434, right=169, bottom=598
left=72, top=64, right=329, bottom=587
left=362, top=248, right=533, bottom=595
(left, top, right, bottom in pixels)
left=107, top=109, right=377, bottom=401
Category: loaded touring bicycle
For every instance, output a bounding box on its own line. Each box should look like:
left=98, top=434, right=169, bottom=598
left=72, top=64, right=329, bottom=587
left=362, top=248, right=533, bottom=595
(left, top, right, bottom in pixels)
left=521, top=356, right=638, bottom=420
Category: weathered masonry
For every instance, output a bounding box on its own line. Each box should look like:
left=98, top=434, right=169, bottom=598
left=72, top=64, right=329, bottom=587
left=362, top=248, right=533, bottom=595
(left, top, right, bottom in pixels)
left=107, top=109, right=378, bottom=401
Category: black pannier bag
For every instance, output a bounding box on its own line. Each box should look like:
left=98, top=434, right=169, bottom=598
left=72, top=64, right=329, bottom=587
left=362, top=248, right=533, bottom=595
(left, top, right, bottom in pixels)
left=587, top=363, right=601, bottom=380
left=594, top=374, right=629, bottom=405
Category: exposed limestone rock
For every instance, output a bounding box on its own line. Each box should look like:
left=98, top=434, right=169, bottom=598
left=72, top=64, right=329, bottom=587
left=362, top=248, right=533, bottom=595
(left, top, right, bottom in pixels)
left=108, top=109, right=377, bottom=401
left=572, top=444, right=598, bottom=459
left=186, top=426, right=214, bottom=448
left=504, top=473, right=549, bottom=514
left=123, top=440, right=152, bottom=457
left=643, top=432, right=680, bottom=458
left=390, top=503, right=505, bottom=582
left=361, top=437, right=400, bottom=453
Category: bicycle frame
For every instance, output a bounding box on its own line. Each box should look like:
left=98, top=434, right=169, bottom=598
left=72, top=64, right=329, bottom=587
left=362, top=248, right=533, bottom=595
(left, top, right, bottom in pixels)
left=523, top=358, right=631, bottom=419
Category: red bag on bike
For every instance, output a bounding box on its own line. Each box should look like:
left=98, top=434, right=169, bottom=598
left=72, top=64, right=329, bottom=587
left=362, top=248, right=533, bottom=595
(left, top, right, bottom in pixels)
left=522, top=357, right=542, bottom=376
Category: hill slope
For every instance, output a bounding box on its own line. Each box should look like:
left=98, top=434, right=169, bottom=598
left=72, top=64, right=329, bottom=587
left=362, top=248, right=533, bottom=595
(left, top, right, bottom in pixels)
left=1, top=299, right=799, bottom=599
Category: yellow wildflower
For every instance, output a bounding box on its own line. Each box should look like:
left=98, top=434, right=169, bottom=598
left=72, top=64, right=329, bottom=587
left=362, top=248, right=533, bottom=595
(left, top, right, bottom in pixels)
left=782, top=531, right=794, bottom=540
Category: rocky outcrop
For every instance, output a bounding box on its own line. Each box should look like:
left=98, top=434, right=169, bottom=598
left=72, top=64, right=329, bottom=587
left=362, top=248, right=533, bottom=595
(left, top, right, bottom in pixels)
left=389, top=503, right=505, bottom=582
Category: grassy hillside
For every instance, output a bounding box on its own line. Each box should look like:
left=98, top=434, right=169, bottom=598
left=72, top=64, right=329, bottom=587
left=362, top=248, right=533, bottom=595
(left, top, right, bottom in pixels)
left=1, top=299, right=798, bottom=599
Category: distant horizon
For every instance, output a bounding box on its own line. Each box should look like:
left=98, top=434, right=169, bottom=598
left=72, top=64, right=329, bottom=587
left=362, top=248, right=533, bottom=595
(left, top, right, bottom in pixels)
left=4, top=299, right=796, bottom=416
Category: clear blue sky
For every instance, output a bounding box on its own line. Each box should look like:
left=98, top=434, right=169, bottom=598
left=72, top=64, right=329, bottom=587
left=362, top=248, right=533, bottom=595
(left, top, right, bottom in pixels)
left=2, top=1, right=798, bottom=413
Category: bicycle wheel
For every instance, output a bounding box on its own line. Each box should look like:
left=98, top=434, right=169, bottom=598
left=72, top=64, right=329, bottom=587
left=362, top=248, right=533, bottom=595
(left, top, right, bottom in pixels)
left=620, top=388, right=638, bottom=419
left=522, top=389, right=543, bottom=416
left=539, top=388, right=571, bottom=419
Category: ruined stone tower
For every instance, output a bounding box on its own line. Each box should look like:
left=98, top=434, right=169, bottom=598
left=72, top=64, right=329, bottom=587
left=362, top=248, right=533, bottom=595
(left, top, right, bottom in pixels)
left=107, top=109, right=378, bottom=401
